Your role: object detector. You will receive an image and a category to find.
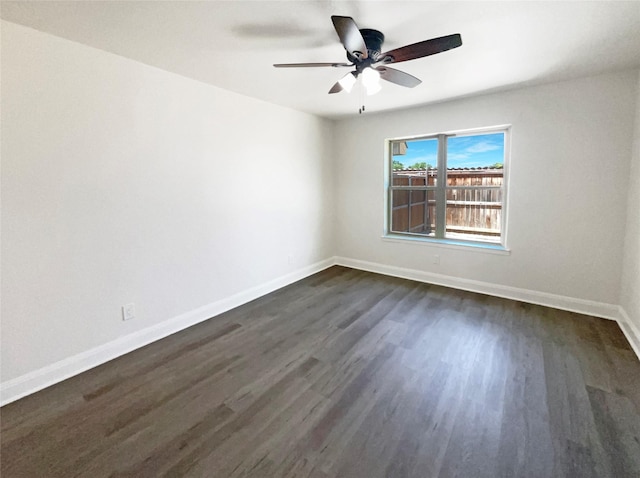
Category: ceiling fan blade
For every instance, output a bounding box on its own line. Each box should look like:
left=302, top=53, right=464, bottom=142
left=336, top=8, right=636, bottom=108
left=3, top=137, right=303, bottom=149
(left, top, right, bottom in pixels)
left=380, top=33, right=462, bottom=64
left=331, top=16, right=368, bottom=60
left=376, top=66, right=422, bottom=88
left=273, top=62, right=352, bottom=68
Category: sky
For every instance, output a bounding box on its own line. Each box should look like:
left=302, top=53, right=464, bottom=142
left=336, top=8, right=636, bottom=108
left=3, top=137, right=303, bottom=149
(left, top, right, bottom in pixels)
left=393, top=132, right=505, bottom=168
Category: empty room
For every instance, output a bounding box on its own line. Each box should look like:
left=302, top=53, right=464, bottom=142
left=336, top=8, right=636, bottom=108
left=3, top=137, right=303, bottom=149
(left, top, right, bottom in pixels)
left=1, top=1, right=640, bottom=477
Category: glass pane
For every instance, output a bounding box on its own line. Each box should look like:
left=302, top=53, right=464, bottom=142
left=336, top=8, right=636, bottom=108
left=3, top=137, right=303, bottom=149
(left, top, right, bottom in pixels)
left=390, top=189, right=436, bottom=236
left=392, top=138, right=438, bottom=185
left=445, top=132, right=504, bottom=243
left=445, top=187, right=502, bottom=242
left=446, top=133, right=505, bottom=170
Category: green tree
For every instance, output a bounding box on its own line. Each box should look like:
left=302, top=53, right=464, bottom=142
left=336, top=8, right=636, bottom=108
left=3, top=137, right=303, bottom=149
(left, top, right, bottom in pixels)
left=490, top=162, right=504, bottom=169
left=408, top=162, right=433, bottom=169
left=392, top=160, right=404, bottom=170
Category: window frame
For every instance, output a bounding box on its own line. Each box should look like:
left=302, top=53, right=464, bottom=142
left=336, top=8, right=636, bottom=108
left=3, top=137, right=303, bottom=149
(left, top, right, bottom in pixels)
left=384, top=125, right=511, bottom=251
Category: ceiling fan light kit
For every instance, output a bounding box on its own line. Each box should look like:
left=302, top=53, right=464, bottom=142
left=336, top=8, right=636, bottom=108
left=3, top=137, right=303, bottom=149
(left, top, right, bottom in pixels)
left=274, top=15, right=462, bottom=111
left=338, top=71, right=357, bottom=93
left=362, top=67, right=382, bottom=95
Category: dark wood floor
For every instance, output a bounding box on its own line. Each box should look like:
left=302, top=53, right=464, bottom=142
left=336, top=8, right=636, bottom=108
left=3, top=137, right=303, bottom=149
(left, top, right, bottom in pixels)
left=2, top=266, right=640, bottom=477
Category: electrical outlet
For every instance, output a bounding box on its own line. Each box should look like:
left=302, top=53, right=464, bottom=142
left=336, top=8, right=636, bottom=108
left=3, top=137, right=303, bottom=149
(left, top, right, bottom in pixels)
left=122, top=303, right=135, bottom=321
left=433, top=254, right=440, bottom=265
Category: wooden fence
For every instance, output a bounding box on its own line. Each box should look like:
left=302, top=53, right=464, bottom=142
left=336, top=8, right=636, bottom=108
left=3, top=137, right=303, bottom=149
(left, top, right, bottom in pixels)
left=391, top=168, right=503, bottom=239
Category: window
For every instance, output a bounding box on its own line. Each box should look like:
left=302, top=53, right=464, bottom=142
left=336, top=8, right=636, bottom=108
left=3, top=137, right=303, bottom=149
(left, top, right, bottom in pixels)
left=387, top=127, right=509, bottom=248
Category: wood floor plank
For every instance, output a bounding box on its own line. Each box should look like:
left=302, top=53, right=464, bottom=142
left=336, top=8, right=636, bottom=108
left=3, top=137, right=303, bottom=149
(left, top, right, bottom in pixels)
left=2, top=266, right=639, bottom=477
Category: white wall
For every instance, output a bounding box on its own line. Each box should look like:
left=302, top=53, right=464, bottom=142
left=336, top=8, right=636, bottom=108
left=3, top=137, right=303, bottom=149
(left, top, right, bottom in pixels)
left=334, top=71, right=638, bottom=309
left=620, top=72, right=640, bottom=348
left=1, top=22, right=334, bottom=389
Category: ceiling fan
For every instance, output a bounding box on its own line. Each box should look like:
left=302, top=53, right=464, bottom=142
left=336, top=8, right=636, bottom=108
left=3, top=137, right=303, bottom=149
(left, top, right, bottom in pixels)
left=274, top=16, right=462, bottom=96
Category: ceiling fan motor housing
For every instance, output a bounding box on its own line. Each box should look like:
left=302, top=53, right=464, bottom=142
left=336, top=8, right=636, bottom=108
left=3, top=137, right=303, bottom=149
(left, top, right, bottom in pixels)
left=348, top=29, right=385, bottom=64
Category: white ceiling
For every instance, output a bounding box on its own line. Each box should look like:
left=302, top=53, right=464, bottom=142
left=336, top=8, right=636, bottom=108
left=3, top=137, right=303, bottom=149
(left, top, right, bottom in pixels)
left=2, top=1, right=640, bottom=119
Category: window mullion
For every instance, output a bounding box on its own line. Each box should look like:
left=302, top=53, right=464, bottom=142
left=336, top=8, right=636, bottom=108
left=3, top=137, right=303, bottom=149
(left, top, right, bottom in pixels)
left=435, top=134, right=447, bottom=238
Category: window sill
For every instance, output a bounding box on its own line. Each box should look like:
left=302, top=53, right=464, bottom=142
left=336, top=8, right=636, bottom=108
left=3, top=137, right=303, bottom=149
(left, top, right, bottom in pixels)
left=382, top=234, right=511, bottom=255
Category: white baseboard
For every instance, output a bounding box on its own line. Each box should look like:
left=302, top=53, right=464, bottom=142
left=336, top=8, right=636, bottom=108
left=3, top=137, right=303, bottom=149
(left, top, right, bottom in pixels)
left=0, top=258, right=335, bottom=406
left=335, top=256, right=622, bottom=321
left=618, top=307, right=640, bottom=361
